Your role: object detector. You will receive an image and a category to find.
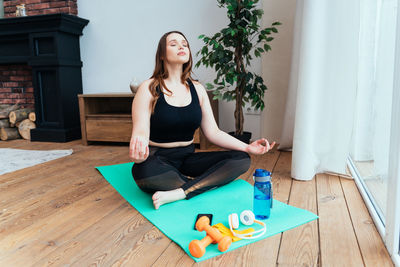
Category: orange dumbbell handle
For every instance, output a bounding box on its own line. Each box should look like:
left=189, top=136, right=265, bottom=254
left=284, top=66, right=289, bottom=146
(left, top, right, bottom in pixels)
left=196, top=216, right=224, bottom=243
left=198, top=235, right=213, bottom=247
left=189, top=235, right=213, bottom=258
left=203, top=224, right=224, bottom=243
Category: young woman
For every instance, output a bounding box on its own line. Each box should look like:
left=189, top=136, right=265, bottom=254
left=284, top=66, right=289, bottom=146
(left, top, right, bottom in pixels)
left=129, top=31, right=275, bottom=209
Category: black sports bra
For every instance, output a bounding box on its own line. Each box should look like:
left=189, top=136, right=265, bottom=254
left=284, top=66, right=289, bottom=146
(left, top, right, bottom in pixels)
left=149, top=79, right=202, bottom=143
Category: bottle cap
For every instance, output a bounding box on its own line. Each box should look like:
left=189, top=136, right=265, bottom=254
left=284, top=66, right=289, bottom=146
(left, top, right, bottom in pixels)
left=254, top=168, right=271, bottom=182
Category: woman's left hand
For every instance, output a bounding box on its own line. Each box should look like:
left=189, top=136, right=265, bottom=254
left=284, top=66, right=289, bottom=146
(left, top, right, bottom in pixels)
left=245, top=138, right=276, bottom=155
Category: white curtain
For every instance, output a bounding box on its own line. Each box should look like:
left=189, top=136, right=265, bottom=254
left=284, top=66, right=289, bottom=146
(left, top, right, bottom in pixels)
left=279, top=0, right=360, bottom=180
left=369, top=0, right=396, bottom=181
left=350, top=0, right=397, bottom=181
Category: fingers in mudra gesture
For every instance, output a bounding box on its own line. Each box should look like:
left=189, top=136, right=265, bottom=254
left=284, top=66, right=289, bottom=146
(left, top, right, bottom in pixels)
left=246, top=138, right=276, bottom=155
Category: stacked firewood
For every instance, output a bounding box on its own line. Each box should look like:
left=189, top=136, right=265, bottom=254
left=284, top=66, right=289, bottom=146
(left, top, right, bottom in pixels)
left=0, top=104, right=36, bottom=141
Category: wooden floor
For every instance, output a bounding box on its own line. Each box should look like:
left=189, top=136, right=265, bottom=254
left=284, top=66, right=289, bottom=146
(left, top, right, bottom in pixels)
left=0, top=140, right=394, bottom=267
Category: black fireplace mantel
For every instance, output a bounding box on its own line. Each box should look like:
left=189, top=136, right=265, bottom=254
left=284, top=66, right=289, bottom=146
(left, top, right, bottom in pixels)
left=0, top=14, right=89, bottom=142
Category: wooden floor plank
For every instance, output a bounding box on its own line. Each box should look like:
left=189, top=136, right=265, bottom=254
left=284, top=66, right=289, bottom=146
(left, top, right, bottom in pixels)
left=0, top=147, right=126, bottom=217
left=0, top=146, right=83, bottom=184
left=0, top=147, right=128, bottom=235
left=2, top=188, right=128, bottom=266
left=151, top=242, right=194, bottom=267
left=0, top=143, right=126, bottom=187
left=277, top=177, right=319, bottom=266
left=0, top=171, right=109, bottom=238
left=68, top=210, right=156, bottom=267
left=102, top=226, right=171, bottom=267
left=0, top=139, right=82, bottom=150
left=340, top=177, right=393, bottom=267
left=0, top=185, right=120, bottom=258
left=0, top=162, right=106, bottom=223
left=31, top=202, right=140, bottom=266
left=317, top=173, right=364, bottom=266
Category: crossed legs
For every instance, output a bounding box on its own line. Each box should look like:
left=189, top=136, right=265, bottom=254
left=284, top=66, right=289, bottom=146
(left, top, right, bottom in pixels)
left=132, top=146, right=250, bottom=209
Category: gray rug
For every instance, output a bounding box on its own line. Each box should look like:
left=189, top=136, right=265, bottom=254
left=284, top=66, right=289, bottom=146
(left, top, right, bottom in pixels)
left=0, top=148, right=73, bottom=175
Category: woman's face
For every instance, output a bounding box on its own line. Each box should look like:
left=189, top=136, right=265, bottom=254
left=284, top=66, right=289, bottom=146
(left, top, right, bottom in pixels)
left=164, top=33, right=190, bottom=65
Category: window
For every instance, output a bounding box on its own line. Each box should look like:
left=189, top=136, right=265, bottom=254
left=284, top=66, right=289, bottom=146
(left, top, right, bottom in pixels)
left=348, top=0, right=400, bottom=264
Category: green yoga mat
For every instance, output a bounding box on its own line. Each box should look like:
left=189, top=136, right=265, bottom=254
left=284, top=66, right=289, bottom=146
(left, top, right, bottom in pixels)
left=96, top=162, right=318, bottom=262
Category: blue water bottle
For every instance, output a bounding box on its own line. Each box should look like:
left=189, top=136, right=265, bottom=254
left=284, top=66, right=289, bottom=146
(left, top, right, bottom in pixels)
left=253, top=169, right=272, bottom=220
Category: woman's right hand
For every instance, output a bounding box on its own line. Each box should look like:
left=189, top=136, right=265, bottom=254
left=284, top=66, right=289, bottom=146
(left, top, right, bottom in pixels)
left=129, top=136, right=149, bottom=163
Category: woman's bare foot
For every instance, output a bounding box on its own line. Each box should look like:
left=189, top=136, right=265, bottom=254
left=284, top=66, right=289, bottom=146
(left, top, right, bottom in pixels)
left=152, top=188, right=186, bottom=209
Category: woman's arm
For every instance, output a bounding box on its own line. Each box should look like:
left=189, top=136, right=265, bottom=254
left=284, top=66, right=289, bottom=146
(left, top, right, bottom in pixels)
left=194, top=82, right=275, bottom=155
left=129, top=80, right=153, bottom=163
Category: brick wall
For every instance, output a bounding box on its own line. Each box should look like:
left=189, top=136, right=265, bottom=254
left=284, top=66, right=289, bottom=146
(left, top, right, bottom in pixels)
left=0, top=65, right=34, bottom=109
left=3, top=0, right=77, bottom=18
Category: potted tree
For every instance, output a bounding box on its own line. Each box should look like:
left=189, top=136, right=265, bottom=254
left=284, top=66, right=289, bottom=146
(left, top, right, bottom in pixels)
left=196, top=0, right=281, bottom=143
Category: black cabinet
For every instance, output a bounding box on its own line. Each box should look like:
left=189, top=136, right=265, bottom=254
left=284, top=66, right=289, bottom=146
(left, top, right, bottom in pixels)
left=0, top=14, right=89, bottom=142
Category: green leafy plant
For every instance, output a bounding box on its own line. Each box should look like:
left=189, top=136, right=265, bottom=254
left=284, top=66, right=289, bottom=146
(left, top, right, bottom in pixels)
left=196, top=0, right=281, bottom=135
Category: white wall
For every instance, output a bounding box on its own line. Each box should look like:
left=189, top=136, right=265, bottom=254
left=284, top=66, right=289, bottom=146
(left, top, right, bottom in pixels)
left=262, top=0, right=297, bottom=143
left=78, top=0, right=263, bottom=140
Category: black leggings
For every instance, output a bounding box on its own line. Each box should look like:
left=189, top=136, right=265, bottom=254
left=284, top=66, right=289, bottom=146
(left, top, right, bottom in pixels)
left=131, top=144, right=251, bottom=199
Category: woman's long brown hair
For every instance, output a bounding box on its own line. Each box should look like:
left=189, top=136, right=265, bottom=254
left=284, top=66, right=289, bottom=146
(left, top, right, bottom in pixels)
left=149, top=31, right=196, bottom=113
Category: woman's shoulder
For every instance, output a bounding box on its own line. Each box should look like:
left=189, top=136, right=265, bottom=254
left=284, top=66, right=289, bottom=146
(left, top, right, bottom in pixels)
left=189, top=79, right=208, bottom=105
left=191, top=79, right=208, bottom=97
left=135, top=79, right=155, bottom=98
left=138, top=78, right=158, bottom=91
left=140, top=78, right=154, bottom=88
left=190, top=79, right=206, bottom=92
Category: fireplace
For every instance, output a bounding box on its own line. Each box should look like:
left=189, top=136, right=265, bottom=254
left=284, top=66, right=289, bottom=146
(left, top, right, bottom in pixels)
left=0, top=13, right=89, bottom=142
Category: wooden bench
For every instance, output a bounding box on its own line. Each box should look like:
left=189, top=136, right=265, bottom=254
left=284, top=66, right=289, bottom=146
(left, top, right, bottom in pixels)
left=78, top=92, right=218, bottom=149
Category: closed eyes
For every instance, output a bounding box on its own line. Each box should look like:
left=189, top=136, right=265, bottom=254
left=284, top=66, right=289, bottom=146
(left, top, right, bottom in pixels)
left=169, top=40, right=188, bottom=47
